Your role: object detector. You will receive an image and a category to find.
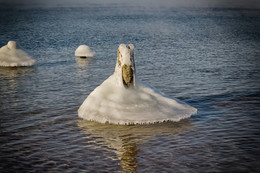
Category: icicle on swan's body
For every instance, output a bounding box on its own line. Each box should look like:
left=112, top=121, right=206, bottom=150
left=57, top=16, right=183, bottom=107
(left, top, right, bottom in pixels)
left=78, top=44, right=197, bottom=124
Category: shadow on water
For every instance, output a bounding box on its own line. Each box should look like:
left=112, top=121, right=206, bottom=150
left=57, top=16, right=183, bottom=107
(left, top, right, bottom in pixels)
left=35, top=59, right=76, bottom=68
left=78, top=119, right=193, bottom=172
left=213, top=93, right=260, bottom=108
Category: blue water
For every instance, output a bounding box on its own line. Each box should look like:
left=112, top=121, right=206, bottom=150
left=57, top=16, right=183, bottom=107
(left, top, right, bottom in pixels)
left=0, top=5, right=259, bottom=172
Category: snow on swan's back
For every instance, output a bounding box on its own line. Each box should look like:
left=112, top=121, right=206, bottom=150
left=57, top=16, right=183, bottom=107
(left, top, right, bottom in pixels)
left=0, top=41, right=35, bottom=67
left=78, top=44, right=197, bottom=125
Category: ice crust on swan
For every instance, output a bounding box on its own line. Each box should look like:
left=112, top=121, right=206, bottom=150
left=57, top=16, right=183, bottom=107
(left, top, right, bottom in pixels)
left=0, top=41, right=35, bottom=67
left=78, top=44, right=197, bottom=125
left=75, top=45, right=96, bottom=58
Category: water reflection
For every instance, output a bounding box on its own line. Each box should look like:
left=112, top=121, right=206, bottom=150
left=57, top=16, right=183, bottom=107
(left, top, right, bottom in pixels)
left=78, top=120, right=193, bottom=172
left=75, top=57, right=95, bottom=68
left=75, top=57, right=96, bottom=81
left=0, top=67, right=35, bottom=78
left=0, top=67, right=35, bottom=92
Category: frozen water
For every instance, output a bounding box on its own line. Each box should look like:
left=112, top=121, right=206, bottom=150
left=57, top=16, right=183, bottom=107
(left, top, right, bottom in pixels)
left=78, top=44, right=197, bottom=124
left=0, top=41, right=35, bottom=67
left=75, top=45, right=96, bottom=57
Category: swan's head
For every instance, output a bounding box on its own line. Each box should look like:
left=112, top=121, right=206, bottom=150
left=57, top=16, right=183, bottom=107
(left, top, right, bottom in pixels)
left=115, top=44, right=136, bottom=88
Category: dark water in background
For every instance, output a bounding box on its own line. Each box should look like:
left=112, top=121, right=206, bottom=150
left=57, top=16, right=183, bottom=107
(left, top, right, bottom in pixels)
left=0, top=5, right=260, bottom=172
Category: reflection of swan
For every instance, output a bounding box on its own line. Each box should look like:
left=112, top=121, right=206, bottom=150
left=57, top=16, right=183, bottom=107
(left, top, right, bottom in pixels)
left=78, top=44, right=197, bottom=124
left=78, top=120, right=192, bottom=172
left=0, top=41, right=35, bottom=67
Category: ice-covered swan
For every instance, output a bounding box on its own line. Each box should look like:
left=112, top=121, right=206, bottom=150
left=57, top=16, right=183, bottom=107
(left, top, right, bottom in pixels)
left=78, top=44, right=197, bottom=124
left=0, top=41, right=35, bottom=67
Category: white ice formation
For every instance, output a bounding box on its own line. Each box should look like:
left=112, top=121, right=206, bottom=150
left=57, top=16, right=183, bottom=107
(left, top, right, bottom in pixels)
left=78, top=44, right=197, bottom=125
left=75, top=45, right=96, bottom=58
left=0, top=41, right=35, bottom=67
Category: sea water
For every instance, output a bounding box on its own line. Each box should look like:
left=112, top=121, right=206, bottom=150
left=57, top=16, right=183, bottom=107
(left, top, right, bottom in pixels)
left=0, top=5, right=259, bottom=172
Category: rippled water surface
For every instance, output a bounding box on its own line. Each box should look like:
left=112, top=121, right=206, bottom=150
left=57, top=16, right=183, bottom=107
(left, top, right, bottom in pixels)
left=0, top=5, right=260, bottom=172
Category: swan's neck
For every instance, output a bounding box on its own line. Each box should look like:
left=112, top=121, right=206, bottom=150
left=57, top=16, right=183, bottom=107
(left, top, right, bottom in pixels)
left=115, top=44, right=136, bottom=88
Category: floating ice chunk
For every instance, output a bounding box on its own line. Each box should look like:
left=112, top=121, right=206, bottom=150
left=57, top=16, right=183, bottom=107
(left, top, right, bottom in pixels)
left=75, top=45, right=96, bottom=58
left=0, top=41, right=35, bottom=67
left=78, top=44, right=197, bottom=125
